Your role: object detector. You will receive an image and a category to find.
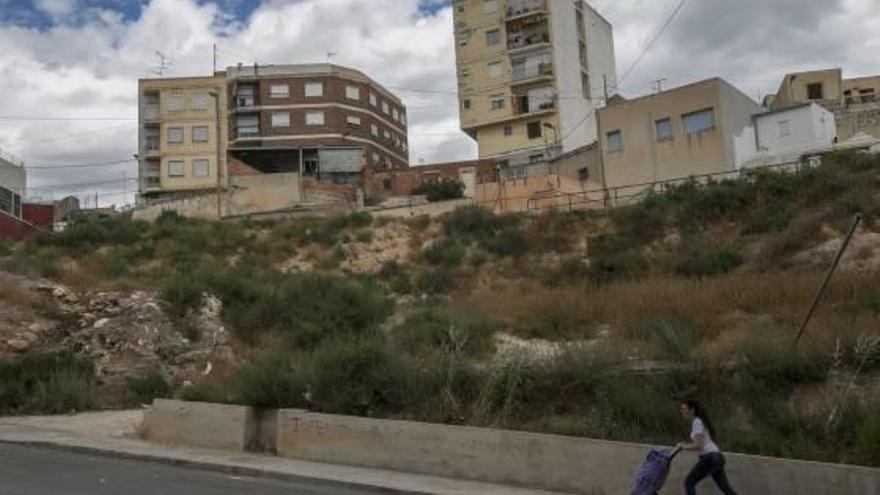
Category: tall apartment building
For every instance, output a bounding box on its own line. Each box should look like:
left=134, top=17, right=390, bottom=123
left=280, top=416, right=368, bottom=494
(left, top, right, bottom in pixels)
left=0, top=149, right=26, bottom=218
left=227, top=64, right=408, bottom=180
left=453, top=0, right=617, bottom=162
left=138, top=73, right=228, bottom=199
left=138, top=64, right=408, bottom=200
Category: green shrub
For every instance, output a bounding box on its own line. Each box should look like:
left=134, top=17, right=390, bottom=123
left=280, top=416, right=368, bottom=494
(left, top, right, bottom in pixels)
left=125, top=369, right=173, bottom=406
left=0, top=237, right=11, bottom=256
left=443, top=206, right=501, bottom=243
left=482, top=228, right=528, bottom=257
left=393, top=308, right=497, bottom=358
left=413, top=180, right=465, bottom=202
left=674, top=242, right=743, bottom=278
left=177, top=382, right=230, bottom=403
left=160, top=272, right=203, bottom=318
left=633, top=316, right=699, bottom=359
left=309, top=338, right=411, bottom=416
left=609, top=194, right=669, bottom=248
left=589, top=251, right=648, bottom=284
left=405, top=214, right=431, bottom=232
left=377, top=261, right=412, bottom=294
left=739, top=333, right=831, bottom=394
left=0, top=352, right=96, bottom=415
left=51, top=216, right=148, bottom=250
left=854, top=414, right=880, bottom=466
left=423, top=239, right=465, bottom=267
left=417, top=268, right=455, bottom=294
left=232, top=353, right=307, bottom=408
left=355, top=229, right=374, bottom=243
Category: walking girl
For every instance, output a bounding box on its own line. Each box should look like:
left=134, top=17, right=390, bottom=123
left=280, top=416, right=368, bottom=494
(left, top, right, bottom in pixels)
left=676, top=400, right=739, bottom=495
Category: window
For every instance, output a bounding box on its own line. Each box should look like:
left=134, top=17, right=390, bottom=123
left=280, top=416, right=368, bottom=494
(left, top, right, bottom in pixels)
left=272, top=111, right=290, bottom=128
left=503, top=124, right=513, bottom=136
left=463, top=99, right=472, bottom=110
left=236, top=86, right=255, bottom=107
left=270, top=84, right=289, bottom=98
left=392, top=108, right=400, bottom=121
left=401, top=114, right=406, bottom=125
left=527, top=121, right=542, bottom=139
left=482, top=0, right=497, bottom=14
left=167, top=127, right=184, bottom=144
left=485, top=29, right=500, bottom=46
left=192, top=126, right=209, bottom=142
left=606, top=130, right=623, bottom=153
left=306, top=111, right=325, bottom=126
left=682, top=108, right=715, bottom=135
left=371, top=123, right=379, bottom=136
left=807, top=83, right=824, bottom=101
left=578, top=167, right=590, bottom=182
left=190, top=93, right=209, bottom=111
left=369, top=92, right=378, bottom=107
left=384, top=157, right=392, bottom=169
left=384, top=130, right=392, bottom=140
left=236, top=116, right=259, bottom=137
left=347, top=116, right=362, bottom=127
left=487, top=60, right=503, bottom=78
left=193, top=159, right=209, bottom=177
left=581, top=74, right=591, bottom=99
left=655, top=118, right=673, bottom=142
left=383, top=179, right=392, bottom=191
left=167, top=93, right=185, bottom=112
left=168, top=160, right=185, bottom=177
left=778, top=120, right=791, bottom=137
left=305, top=82, right=323, bottom=97
left=372, top=152, right=380, bottom=164
left=382, top=101, right=390, bottom=114
left=491, top=94, right=505, bottom=110
left=346, top=85, right=360, bottom=100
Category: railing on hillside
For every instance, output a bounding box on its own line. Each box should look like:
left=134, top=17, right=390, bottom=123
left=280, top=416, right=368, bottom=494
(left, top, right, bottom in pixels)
left=510, top=160, right=810, bottom=215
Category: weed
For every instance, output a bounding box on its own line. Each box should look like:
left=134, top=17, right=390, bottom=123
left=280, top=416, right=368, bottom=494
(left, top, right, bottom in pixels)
left=423, top=239, right=465, bottom=267
left=405, top=214, right=431, bottom=232
left=589, top=251, right=648, bottom=284
left=674, top=241, right=743, bottom=278
left=177, top=382, right=231, bottom=403
left=355, top=229, right=374, bottom=243
left=377, top=261, right=412, bottom=294
left=632, top=316, right=699, bottom=360
left=483, top=228, right=528, bottom=257
left=0, top=352, right=96, bottom=415
left=125, top=369, right=173, bottom=406
left=417, top=268, right=455, bottom=294
left=232, top=353, right=306, bottom=408
left=413, top=180, right=465, bottom=202
left=160, top=272, right=203, bottom=318
left=393, top=308, right=496, bottom=358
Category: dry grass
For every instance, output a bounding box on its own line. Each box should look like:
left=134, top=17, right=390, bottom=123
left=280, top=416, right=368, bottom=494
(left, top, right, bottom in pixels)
left=0, top=282, right=39, bottom=314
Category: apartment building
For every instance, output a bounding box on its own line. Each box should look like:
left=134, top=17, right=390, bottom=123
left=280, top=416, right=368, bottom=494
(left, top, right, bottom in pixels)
left=0, top=149, right=26, bottom=218
left=767, top=68, right=880, bottom=140
left=227, top=64, right=409, bottom=183
left=138, top=73, right=228, bottom=199
left=453, top=0, right=617, bottom=162
left=598, top=78, right=761, bottom=189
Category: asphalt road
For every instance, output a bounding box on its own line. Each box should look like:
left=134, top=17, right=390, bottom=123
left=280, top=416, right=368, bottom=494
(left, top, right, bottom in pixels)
left=0, top=444, right=370, bottom=495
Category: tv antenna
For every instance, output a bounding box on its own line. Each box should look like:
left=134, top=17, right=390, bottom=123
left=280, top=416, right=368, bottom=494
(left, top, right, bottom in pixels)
left=152, top=51, right=174, bottom=76
left=327, top=51, right=338, bottom=64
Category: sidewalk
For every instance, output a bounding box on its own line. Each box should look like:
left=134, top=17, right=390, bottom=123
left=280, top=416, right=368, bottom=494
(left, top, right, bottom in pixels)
left=0, top=411, right=569, bottom=495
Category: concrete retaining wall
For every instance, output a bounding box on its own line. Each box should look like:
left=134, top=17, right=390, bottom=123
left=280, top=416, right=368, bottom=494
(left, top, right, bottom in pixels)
left=142, top=399, right=261, bottom=452
left=276, top=409, right=880, bottom=495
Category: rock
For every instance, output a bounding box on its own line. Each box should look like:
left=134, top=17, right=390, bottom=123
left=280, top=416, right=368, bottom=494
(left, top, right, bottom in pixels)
left=51, top=287, right=67, bottom=299
left=6, top=339, right=31, bottom=352
left=93, top=318, right=111, bottom=329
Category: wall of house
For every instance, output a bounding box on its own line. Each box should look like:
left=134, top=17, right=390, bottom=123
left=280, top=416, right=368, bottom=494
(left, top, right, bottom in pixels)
left=842, top=75, right=880, bottom=105
left=583, top=2, right=617, bottom=144
left=599, top=79, right=729, bottom=189
left=771, top=69, right=843, bottom=110
left=718, top=78, right=763, bottom=169
left=0, top=156, right=26, bottom=194
left=0, top=210, right=37, bottom=241
left=836, top=105, right=880, bottom=140
left=365, top=159, right=498, bottom=198
left=755, top=104, right=834, bottom=157
left=552, top=0, right=590, bottom=152
left=22, top=203, right=55, bottom=229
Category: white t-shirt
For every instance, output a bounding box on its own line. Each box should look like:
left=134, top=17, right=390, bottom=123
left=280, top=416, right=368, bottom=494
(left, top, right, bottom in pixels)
left=691, top=418, right=721, bottom=455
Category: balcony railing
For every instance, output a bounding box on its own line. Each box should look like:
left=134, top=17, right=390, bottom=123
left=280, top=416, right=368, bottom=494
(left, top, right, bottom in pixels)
left=143, top=105, right=160, bottom=121
left=514, top=97, right=556, bottom=115
left=507, top=32, right=550, bottom=50
left=145, top=136, right=160, bottom=153
left=511, top=62, right=553, bottom=82
left=505, top=0, right=546, bottom=19
left=143, top=177, right=161, bottom=189
left=237, top=127, right=260, bottom=139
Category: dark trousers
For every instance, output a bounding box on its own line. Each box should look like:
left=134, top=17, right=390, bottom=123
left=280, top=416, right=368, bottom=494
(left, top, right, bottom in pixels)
left=684, top=452, right=738, bottom=495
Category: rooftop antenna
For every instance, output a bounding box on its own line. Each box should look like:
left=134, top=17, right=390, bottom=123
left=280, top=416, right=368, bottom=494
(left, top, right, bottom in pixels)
left=653, top=78, right=667, bottom=94
left=327, top=51, right=338, bottom=64
left=152, top=50, right=173, bottom=76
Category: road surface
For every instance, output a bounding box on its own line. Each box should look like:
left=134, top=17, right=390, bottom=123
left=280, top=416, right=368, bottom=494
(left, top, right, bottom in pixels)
left=0, top=443, right=369, bottom=495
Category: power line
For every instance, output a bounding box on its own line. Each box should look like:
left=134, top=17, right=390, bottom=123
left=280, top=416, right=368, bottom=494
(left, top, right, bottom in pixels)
left=27, top=177, right=138, bottom=191
left=615, top=0, right=689, bottom=88
left=26, top=158, right=137, bottom=170
left=0, top=116, right=136, bottom=121
left=14, top=122, right=137, bottom=147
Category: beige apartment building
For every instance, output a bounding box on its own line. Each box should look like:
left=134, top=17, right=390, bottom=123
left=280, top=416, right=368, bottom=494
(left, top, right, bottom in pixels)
left=598, top=78, right=761, bottom=191
left=767, top=68, right=880, bottom=141
left=138, top=73, right=229, bottom=199
left=453, top=0, right=617, bottom=162
left=0, top=149, right=26, bottom=217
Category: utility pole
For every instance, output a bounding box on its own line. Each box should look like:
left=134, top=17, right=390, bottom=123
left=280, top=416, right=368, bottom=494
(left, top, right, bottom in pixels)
left=210, top=91, right=223, bottom=219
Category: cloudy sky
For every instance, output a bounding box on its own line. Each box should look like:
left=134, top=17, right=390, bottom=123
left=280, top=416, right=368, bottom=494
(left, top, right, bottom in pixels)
left=1, top=0, right=878, bottom=206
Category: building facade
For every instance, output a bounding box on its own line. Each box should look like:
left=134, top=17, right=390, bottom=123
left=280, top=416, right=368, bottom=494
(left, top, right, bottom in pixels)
left=453, top=0, right=617, bottom=161
left=0, top=149, right=26, bottom=218
left=138, top=73, right=228, bottom=199
left=598, top=78, right=761, bottom=189
left=768, top=69, right=880, bottom=141
left=227, top=64, right=409, bottom=183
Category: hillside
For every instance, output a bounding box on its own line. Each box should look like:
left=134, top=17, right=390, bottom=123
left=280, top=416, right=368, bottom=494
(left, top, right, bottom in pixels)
left=1, top=150, right=880, bottom=467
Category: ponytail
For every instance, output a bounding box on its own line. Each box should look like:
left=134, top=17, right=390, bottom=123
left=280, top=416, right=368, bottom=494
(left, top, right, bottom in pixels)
left=684, top=399, right=716, bottom=440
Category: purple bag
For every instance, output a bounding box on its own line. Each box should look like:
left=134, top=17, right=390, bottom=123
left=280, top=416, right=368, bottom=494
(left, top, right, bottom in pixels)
left=630, top=447, right=681, bottom=495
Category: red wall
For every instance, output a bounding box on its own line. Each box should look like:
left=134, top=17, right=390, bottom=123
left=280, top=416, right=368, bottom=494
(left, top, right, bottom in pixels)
left=22, top=203, right=55, bottom=229
left=0, top=210, right=38, bottom=242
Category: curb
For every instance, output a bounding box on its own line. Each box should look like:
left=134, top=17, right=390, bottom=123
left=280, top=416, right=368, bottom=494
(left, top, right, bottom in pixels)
left=0, top=438, right=434, bottom=495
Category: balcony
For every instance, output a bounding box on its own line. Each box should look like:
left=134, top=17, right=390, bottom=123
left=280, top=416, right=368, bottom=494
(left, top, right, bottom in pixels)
left=144, top=136, right=161, bottom=156
left=505, top=0, right=547, bottom=20
left=143, top=105, right=160, bottom=122
left=513, top=95, right=556, bottom=115
left=507, top=31, right=550, bottom=52
left=510, top=62, right=553, bottom=84
left=236, top=126, right=261, bottom=139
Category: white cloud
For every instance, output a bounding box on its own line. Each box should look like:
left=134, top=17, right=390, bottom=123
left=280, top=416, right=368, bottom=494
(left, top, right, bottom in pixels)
left=35, top=0, right=78, bottom=19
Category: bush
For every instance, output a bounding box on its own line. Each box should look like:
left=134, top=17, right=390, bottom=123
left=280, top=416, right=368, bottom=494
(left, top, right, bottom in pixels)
left=355, top=229, right=374, bottom=243
left=854, top=414, right=880, bottom=466
left=417, top=268, right=455, bottom=294
left=589, top=251, right=648, bottom=284
left=423, top=239, right=465, bottom=267
left=125, top=369, right=173, bottom=406
left=309, top=338, right=412, bottom=416
left=51, top=216, right=148, bottom=250
left=393, top=308, right=497, bottom=358
left=160, top=272, right=203, bottom=318
left=405, top=214, right=431, bottom=232
left=0, top=352, right=96, bottom=414
left=377, top=261, right=412, bottom=294
left=413, top=180, right=465, bottom=202
left=177, top=382, right=230, bottom=403
left=482, top=228, right=528, bottom=257
left=632, top=316, right=699, bottom=359
left=232, top=353, right=307, bottom=408
left=674, top=242, right=744, bottom=278
left=443, top=206, right=501, bottom=243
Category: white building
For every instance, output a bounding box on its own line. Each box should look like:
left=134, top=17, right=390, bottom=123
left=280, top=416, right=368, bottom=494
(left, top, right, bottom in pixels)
left=741, top=103, right=838, bottom=169
left=0, top=149, right=26, bottom=218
